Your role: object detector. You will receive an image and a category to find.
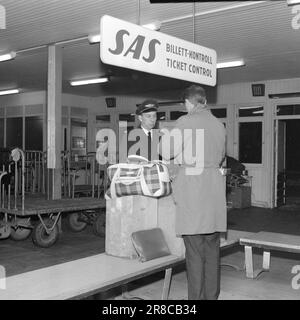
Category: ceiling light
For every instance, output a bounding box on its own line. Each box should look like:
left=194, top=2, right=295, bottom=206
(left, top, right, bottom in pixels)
left=88, top=34, right=101, bottom=44
left=217, top=60, right=245, bottom=69
left=0, top=51, right=16, bottom=62
left=252, top=110, right=264, bottom=114
left=0, top=89, right=20, bottom=96
left=287, top=0, right=300, bottom=6
left=142, top=21, right=161, bottom=31
left=239, top=106, right=263, bottom=109
left=70, top=77, right=109, bottom=86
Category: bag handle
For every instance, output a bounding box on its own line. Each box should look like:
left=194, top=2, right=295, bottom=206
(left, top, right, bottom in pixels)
left=109, top=166, right=120, bottom=199
left=139, top=166, right=153, bottom=197
left=152, top=163, right=164, bottom=197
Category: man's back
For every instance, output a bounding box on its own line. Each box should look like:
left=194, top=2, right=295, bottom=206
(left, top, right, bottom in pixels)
left=171, top=107, right=227, bottom=235
left=175, top=108, right=225, bottom=168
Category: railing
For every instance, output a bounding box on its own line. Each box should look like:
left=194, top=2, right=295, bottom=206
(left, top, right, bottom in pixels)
left=0, top=148, right=108, bottom=212
left=61, top=151, right=108, bottom=199
left=0, top=148, right=26, bottom=211
left=24, top=150, right=46, bottom=194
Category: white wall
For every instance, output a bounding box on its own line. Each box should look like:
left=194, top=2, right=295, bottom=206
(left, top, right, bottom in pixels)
left=2, top=77, right=300, bottom=208
left=214, top=77, right=300, bottom=208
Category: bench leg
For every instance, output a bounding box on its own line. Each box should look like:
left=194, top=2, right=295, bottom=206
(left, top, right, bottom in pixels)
left=245, top=245, right=255, bottom=278
left=244, top=246, right=270, bottom=279
left=161, top=268, right=172, bottom=300
left=262, top=250, right=270, bottom=270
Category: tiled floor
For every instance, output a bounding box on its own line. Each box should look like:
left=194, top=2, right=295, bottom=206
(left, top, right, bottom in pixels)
left=1, top=207, right=300, bottom=299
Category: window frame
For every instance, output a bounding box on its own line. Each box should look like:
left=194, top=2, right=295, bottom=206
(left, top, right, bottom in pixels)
left=235, top=104, right=265, bottom=167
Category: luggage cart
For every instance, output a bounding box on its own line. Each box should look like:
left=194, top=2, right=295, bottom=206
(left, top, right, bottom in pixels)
left=0, top=148, right=106, bottom=247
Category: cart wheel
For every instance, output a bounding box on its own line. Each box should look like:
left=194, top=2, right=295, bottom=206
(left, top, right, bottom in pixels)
left=10, top=218, right=32, bottom=241
left=93, top=213, right=105, bottom=237
left=67, top=212, right=88, bottom=232
left=32, top=220, right=59, bottom=248
left=10, top=218, right=31, bottom=241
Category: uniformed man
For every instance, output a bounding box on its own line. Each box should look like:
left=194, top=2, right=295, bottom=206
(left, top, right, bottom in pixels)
left=124, top=99, right=160, bottom=162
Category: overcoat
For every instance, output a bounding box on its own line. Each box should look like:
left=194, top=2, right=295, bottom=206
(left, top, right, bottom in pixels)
left=163, top=106, right=227, bottom=236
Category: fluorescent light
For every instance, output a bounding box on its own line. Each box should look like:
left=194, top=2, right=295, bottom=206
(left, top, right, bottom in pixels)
left=88, top=21, right=161, bottom=44
left=142, top=21, right=161, bottom=31
left=0, top=89, right=19, bottom=96
left=0, top=52, right=16, bottom=62
left=163, top=2, right=267, bottom=24
left=240, top=106, right=263, bottom=110
left=70, top=77, right=109, bottom=86
left=88, top=34, right=101, bottom=44
left=287, top=0, right=300, bottom=6
left=252, top=110, right=264, bottom=114
left=217, top=60, right=245, bottom=69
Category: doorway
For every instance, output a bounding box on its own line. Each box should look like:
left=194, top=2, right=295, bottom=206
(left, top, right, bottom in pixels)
left=274, top=119, right=300, bottom=207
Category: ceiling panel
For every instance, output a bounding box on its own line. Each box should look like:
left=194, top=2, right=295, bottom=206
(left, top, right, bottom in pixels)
left=0, top=0, right=300, bottom=96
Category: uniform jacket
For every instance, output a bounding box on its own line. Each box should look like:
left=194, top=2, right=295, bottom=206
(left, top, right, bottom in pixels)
left=119, top=127, right=161, bottom=161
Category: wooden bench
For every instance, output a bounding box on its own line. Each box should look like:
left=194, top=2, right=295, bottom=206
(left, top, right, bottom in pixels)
left=240, top=231, right=300, bottom=279
left=0, top=253, right=184, bottom=300
left=0, top=230, right=255, bottom=300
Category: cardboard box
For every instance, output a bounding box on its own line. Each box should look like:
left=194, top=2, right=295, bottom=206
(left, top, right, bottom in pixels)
left=227, top=186, right=251, bottom=209
left=105, top=195, right=185, bottom=258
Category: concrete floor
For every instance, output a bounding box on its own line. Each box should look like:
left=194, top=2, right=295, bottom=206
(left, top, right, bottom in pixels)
left=109, top=247, right=300, bottom=300
left=1, top=207, right=300, bottom=299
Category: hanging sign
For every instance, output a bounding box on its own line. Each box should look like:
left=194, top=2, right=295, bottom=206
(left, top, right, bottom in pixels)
left=100, top=15, right=217, bottom=86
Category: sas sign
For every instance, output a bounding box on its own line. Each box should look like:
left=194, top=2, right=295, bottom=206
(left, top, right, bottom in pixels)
left=100, top=15, right=217, bottom=86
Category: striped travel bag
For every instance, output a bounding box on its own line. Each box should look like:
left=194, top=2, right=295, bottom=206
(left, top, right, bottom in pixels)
left=105, top=161, right=172, bottom=199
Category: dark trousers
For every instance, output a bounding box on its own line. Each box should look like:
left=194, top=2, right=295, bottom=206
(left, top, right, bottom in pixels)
left=183, top=232, right=221, bottom=300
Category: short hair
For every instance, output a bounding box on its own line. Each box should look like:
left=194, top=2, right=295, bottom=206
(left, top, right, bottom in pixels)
left=182, top=85, right=206, bottom=104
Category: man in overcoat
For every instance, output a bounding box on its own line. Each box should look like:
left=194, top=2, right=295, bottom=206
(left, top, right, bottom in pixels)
left=159, top=85, right=227, bottom=300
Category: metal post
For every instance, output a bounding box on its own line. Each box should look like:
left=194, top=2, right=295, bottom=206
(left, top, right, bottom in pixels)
left=192, top=1, right=196, bottom=44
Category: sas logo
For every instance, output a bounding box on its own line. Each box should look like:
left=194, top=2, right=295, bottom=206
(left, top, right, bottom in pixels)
left=108, top=29, right=161, bottom=63
left=0, top=4, right=5, bottom=29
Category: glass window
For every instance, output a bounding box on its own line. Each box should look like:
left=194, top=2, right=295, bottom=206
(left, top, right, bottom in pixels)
left=210, top=108, right=227, bottom=118
left=239, top=122, right=262, bottom=164
left=6, top=117, right=23, bottom=149
left=157, top=112, right=166, bottom=121
left=25, top=116, right=43, bottom=151
left=239, top=106, right=264, bottom=117
left=0, top=118, right=4, bottom=147
left=96, top=115, right=111, bottom=122
left=170, top=111, right=187, bottom=120
left=71, top=119, right=87, bottom=156
left=276, top=104, right=300, bottom=116
left=119, top=113, right=135, bottom=122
